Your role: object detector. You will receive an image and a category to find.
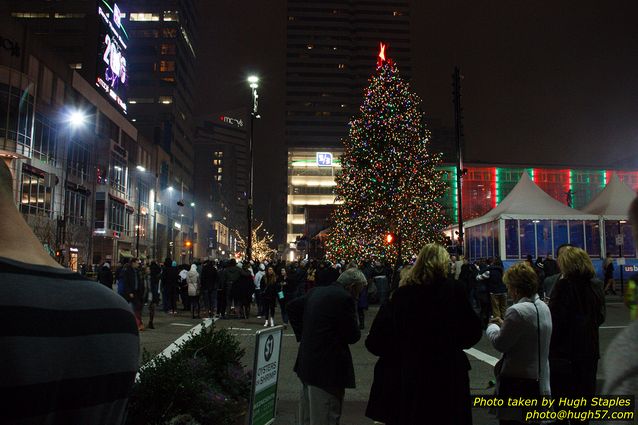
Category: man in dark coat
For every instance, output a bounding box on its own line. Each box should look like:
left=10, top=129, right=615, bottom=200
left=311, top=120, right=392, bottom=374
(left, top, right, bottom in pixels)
left=200, top=260, right=218, bottom=317
left=287, top=268, right=366, bottom=425
left=147, top=260, right=161, bottom=328
left=97, top=262, right=113, bottom=289
left=123, top=258, right=144, bottom=331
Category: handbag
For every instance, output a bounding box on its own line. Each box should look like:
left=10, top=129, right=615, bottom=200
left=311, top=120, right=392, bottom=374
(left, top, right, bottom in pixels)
left=498, top=301, right=542, bottom=398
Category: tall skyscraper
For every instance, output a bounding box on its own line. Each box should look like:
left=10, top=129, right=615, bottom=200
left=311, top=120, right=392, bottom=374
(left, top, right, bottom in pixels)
left=193, top=111, right=249, bottom=258
left=285, top=0, right=411, bottom=149
left=125, top=0, right=198, bottom=191
left=285, top=0, right=411, bottom=245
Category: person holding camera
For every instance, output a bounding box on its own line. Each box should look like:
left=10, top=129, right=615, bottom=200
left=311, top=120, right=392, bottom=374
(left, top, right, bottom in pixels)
left=486, top=262, right=552, bottom=425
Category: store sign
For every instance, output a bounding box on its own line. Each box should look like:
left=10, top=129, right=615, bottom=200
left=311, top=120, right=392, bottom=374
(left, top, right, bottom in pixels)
left=220, top=115, right=244, bottom=128
left=624, top=265, right=638, bottom=273
left=249, top=326, right=283, bottom=425
left=0, top=35, right=20, bottom=57
left=96, top=1, right=128, bottom=114
left=316, top=152, right=333, bottom=167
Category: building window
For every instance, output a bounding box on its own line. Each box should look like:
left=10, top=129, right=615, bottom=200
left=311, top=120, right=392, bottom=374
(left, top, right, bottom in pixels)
left=68, top=63, right=83, bottom=69
left=110, top=155, right=127, bottom=195
left=32, top=115, right=58, bottom=166
left=163, top=10, right=179, bottom=21
left=338, top=64, right=345, bottom=69
left=54, top=13, right=85, bottom=18
left=160, top=43, right=176, bottom=55
left=288, top=16, right=295, bottom=21
left=129, top=13, right=160, bottom=21
left=161, top=76, right=175, bottom=83
left=131, top=29, right=159, bottom=38
left=11, top=12, right=49, bottom=18
left=129, top=98, right=154, bottom=104
left=67, top=141, right=90, bottom=181
left=159, top=60, right=175, bottom=72
left=65, top=190, right=87, bottom=225
left=20, top=167, right=53, bottom=216
left=162, top=28, right=177, bottom=38
left=159, top=96, right=173, bottom=104
left=109, top=199, right=126, bottom=232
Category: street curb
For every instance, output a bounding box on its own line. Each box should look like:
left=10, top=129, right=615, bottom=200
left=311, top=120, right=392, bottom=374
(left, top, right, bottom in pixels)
left=136, top=317, right=218, bottom=382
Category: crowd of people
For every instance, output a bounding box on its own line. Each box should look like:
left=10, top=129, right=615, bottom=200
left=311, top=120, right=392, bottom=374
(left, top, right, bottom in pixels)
left=94, top=256, right=394, bottom=332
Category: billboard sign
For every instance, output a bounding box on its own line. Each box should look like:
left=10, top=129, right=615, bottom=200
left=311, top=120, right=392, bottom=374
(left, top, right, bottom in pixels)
left=96, top=0, right=128, bottom=114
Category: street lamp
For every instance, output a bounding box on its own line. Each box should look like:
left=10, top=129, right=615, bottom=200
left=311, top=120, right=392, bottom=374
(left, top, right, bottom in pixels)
left=207, top=212, right=213, bottom=219
left=246, top=75, right=260, bottom=261
left=67, top=109, right=87, bottom=128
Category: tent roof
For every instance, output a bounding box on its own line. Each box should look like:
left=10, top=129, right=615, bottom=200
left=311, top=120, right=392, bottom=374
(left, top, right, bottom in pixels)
left=465, top=172, right=597, bottom=227
left=581, top=173, right=636, bottom=218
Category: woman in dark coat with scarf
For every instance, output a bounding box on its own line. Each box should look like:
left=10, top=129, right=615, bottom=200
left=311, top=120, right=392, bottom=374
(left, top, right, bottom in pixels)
left=365, top=243, right=482, bottom=425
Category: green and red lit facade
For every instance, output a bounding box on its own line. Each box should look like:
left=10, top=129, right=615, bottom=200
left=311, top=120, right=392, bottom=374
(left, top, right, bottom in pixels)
left=440, top=165, right=638, bottom=223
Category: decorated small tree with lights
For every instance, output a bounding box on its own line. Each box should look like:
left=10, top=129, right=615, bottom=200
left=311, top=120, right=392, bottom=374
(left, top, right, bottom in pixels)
left=326, top=43, right=448, bottom=263
left=233, top=221, right=276, bottom=261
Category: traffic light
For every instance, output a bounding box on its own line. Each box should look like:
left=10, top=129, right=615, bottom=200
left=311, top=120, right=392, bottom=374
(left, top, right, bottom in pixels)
left=184, top=240, right=192, bottom=248
left=385, top=232, right=395, bottom=244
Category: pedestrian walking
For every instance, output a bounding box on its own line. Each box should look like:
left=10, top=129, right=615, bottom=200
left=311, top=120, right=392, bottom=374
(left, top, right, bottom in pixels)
left=478, top=257, right=506, bottom=321
left=365, top=243, right=482, bottom=425
left=200, top=260, right=218, bottom=317
left=261, top=266, right=279, bottom=327
left=486, top=261, right=552, bottom=425
left=254, top=263, right=266, bottom=317
left=186, top=264, right=200, bottom=318
left=124, top=258, right=145, bottom=331
left=278, top=267, right=293, bottom=325
left=287, top=268, right=366, bottom=425
left=148, top=260, right=161, bottom=329
left=549, top=246, right=605, bottom=423
left=603, top=253, right=616, bottom=295
left=97, top=261, right=113, bottom=289
left=162, top=259, right=179, bottom=314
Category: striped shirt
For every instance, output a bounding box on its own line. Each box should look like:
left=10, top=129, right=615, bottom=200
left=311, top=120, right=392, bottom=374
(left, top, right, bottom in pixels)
left=0, top=257, right=140, bottom=424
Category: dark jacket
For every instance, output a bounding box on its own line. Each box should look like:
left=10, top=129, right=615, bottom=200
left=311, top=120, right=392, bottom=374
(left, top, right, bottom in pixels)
left=261, top=277, right=280, bottom=302
left=149, top=262, right=161, bottom=285
left=223, top=265, right=246, bottom=291
left=162, top=265, right=179, bottom=290
left=200, top=263, right=218, bottom=290
left=549, top=275, right=605, bottom=397
left=485, top=265, right=506, bottom=294
left=287, top=284, right=360, bottom=389
left=97, top=265, right=113, bottom=289
left=123, top=265, right=143, bottom=303
left=365, top=278, right=482, bottom=424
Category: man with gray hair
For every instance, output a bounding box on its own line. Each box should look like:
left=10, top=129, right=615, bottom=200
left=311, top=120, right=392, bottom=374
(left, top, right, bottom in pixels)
left=287, top=267, right=366, bottom=425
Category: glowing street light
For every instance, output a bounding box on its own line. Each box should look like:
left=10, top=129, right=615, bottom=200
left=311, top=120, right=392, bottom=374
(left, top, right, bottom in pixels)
left=190, top=202, right=195, bottom=207
left=68, top=110, right=87, bottom=128
left=136, top=165, right=146, bottom=172
left=207, top=213, right=213, bottom=219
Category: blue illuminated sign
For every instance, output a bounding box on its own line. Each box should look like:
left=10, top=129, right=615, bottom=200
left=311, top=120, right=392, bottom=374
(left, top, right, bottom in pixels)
left=316, top=152, right=333, bottom=167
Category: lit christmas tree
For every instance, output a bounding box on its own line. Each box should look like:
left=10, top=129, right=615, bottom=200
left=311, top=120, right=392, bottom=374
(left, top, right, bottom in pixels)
left=326, top=43, right=448, bottom=263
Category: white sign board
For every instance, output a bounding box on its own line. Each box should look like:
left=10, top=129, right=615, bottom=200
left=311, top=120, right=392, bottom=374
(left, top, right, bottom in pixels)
left=249, top=326, right=283, bottom=425
left=618, top=257, right=626, bottom=265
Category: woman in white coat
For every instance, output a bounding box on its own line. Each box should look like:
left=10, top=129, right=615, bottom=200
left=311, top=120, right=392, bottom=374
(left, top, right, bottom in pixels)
left=186, top=264, right=200, bottom=319
left=486, top=261, right=552, bottom=425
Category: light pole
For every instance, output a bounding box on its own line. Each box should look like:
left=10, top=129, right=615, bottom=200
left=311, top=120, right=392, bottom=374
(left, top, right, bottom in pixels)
left=135, top=165, right=146, bottom=258
left=246, top=75, right=259, bottom=262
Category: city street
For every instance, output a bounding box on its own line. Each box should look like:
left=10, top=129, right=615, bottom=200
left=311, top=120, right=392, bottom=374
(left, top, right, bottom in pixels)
left=139, top=295, right=631, bottom=425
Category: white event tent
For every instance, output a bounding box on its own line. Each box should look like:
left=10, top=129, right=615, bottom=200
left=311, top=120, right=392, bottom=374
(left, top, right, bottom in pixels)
left=463, top=172, right=600, bottom=261
left=582, top=173, right=637, bottom=258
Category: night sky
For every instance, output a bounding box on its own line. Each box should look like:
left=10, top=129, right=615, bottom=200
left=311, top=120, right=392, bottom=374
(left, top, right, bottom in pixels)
left=195, top=0, right=638, bottom=243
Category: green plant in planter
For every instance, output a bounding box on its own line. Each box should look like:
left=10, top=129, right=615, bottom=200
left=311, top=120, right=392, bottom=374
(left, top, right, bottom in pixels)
left=126, top=324, right=252, bottom=425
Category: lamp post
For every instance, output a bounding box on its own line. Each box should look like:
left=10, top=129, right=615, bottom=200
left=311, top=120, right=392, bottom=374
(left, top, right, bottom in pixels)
left=246, top=75, right=259, bottom=262
left=134, top=165, right=146, bottom=258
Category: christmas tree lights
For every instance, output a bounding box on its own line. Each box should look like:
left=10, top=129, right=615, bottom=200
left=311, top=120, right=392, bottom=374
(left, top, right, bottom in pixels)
left=326, top=43, right=448, bottom=263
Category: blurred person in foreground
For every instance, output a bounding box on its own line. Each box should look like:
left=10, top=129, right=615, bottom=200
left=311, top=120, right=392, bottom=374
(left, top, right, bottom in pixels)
left=0, top=159, right=139, bottom=424
left=366, top=243, right=482, bottom=425
left=287, top=267, right=366, bottom=425
left=487, top=262, right=552, bottom=425
left=603, top=196, right=638, bottom=419
left=549, top=246, right=605, bottom=417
